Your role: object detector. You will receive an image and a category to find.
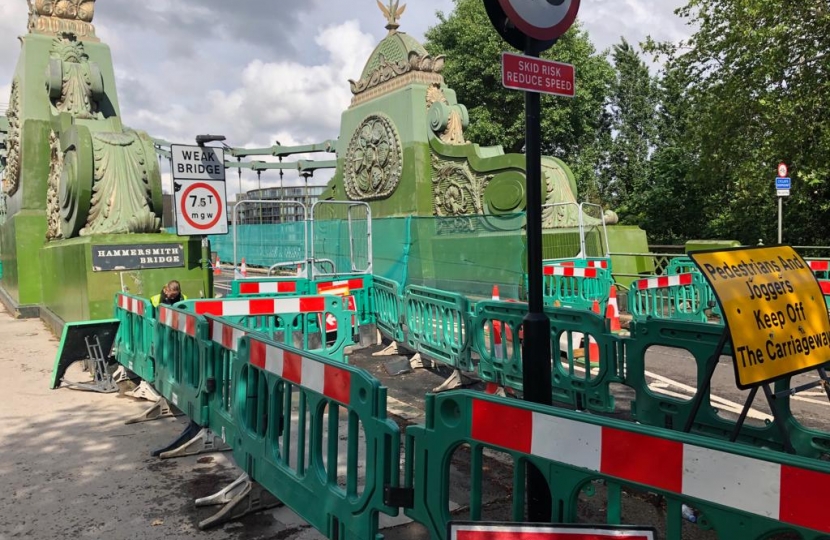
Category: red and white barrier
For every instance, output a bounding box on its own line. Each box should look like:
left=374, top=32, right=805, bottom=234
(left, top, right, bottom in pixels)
left=808, top=260, right=829, bottom=273
left=248, top=337, right=351, bottom=405
left=117, top=294, right=146, bottom=316
left=558, top=259, right=609, bottom=269
left=158, top=306, right=197, bottom=337
left=471, top=398, right=830, bottom=533
left=210, top=319, right=247, bottom=351
left=237, top=281, right=298, bottom=295
left=819, top=280, right=830, bottom=296
left=636, top=273, right=694, bottom=290
left=316, top=278, right=365, bottom=296
left=543, top=266, right=598, bottom=278
left=192, top=296, right=326, bottom=317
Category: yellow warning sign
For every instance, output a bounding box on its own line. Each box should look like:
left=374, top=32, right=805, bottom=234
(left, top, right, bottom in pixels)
left=690, top=246, right=830, bottom=389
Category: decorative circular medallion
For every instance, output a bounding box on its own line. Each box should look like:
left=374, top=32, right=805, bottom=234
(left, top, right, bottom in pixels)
left=344, top=114, right=402, bottom=201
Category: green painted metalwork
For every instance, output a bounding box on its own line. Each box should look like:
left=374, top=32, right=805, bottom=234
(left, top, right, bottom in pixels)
left=404, top=284, right=472, bottom=371
left=625, top=318, right=830, bottom=458
left=627, top=273, right=713, bottom=323
left=405, top=391, right=830, bottom=540
left=372, top=275, right=404, bottom=342
left=229, top=334, right=401, bottom=540
left=112, top=292, right=155, bottom=382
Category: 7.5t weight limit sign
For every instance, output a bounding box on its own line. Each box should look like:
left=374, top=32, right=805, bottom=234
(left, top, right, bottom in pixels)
left=174, top=180, right=228, bottom=236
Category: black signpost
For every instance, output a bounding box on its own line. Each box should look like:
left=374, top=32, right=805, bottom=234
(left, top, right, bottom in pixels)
left=484, top=0, right=581, bottom=522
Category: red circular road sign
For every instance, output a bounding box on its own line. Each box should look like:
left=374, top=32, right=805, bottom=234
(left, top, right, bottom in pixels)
left=777, top=163, right=788, bottom=178
left=497, top=0, right=581, bottom=42
left=179, top=182, right=223, bottom=231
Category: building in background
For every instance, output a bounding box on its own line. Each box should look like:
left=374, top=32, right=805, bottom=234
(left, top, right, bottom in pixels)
left=231, top=184, right=326, bottom=224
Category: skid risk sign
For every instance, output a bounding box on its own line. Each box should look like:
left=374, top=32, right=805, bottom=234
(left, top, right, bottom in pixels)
left=502, top=52, right=575, bottom=97
left=174, top=180, right=228, bottom=236
left=690, top=246, right=830, bottom=389
left=449, top=523, right=655, bottom=539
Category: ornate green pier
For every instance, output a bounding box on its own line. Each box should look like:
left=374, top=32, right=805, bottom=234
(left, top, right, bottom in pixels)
left=0, top=1, right=204, bottom=332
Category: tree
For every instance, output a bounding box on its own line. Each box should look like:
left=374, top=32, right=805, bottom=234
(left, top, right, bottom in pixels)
left=601, top=39, right=657, bottom=221
left=645, top=0, right=830, bottom=245
left=424, top=0, right=614, bottom=203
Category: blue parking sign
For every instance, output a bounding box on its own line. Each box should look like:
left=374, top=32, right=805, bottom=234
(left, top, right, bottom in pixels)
left=776, top=177, right=791, bottom=190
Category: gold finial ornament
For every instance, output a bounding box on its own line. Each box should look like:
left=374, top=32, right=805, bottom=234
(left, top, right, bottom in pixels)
left=377, top=0, right=406, bottom=34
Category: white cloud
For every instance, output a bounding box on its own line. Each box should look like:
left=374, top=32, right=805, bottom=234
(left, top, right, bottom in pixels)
left=1, top=1, right=694, bottom=200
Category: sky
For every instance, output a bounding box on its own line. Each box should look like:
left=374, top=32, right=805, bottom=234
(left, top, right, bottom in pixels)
left=0, top=0, right=691, bottom=196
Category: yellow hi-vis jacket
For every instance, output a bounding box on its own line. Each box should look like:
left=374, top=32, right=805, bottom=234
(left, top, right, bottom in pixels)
left=150, top=293, right=187, bottom=307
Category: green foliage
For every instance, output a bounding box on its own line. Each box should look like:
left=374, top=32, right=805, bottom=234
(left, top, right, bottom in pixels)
left=646, top=0, right=830, bottom=245
left=425, top=0, right=830, bottom=246
left=601, top=39, right=658, bottom=223
left=424, top=0, right=613, bottom=203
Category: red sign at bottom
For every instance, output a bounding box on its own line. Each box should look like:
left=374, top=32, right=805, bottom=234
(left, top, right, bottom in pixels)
left=501, top=52, right=575, bottom=97
left=449, top=523, right=656, bottom=540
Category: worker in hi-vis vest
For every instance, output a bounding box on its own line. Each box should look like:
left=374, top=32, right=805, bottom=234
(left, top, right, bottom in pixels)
left=151, top=280, right=187, bottom=307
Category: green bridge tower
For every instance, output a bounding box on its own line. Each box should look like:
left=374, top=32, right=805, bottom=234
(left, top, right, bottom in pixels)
left=0, top=0, right=204, bottom=332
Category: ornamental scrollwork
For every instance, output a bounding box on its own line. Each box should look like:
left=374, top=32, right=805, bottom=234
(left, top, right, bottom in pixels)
left=47, top=33, right=102, bottom=119
left=431, top=154, right=492, bottom=217
left=46, top=130, right=64, bottom=240
left=3, top=79, right=22, bottom=196
left=344, top=114, right=403, bottom=201
left=350, top=51, right=445, bottom=96
left=28, top=0, right=97, bottom=39
left=81, top=130, right=160, bottom=235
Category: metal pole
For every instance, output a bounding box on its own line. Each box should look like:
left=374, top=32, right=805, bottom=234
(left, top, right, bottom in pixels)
left=201, top=236, right=213, bottom=298
left=778, top=196, right=783, bottom=244
left=521, top=36, right=553, bottom=523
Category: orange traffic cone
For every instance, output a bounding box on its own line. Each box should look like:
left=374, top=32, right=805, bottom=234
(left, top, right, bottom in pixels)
left=240, top=258, right=248, bottom=278
left=606, top=287, right=622, bottom=332
left=492, top=284, right=500, bottom=301
left=213, top=254, right=221, bottom=276
left=586, top=335, right=600, bottom=366
left=491, top=285, right=504, bottom=359
left=592, top=299, right=601, bottom=315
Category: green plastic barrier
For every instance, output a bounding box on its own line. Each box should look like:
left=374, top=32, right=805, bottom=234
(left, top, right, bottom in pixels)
left=665, top=257, right=722, bottom=318
left=627, top=273, right=713, bottom=323
left=113, top=292, right=156, bottom=382
left=229, top=277, right=311, bottom=297
left=373, top=275, right=404, bottom=342
left=625, top=318, right=830, bottom=459
left=807, top=259, right=830, bottom=280
left=665, top=256, right=696, bottom=275
left=152, top=295, right=355, bottom=434
left=405, top=391, right=830, bottom=540
left=229, top=333, right=401, bottom=539
left=312, top=275, right=375, bottom=327
left=541, top=266, right=613, bottom=310
left=473, top=301, right=623, bottom=412
left=154, top=304, right=209, bottom=423
left=404, top=284, right=472, bottom=371
left=543, top=256, right=613, bottom=272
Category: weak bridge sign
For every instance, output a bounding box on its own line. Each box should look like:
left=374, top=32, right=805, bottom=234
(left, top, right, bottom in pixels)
left=690, top=246, right=830, bottom=389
